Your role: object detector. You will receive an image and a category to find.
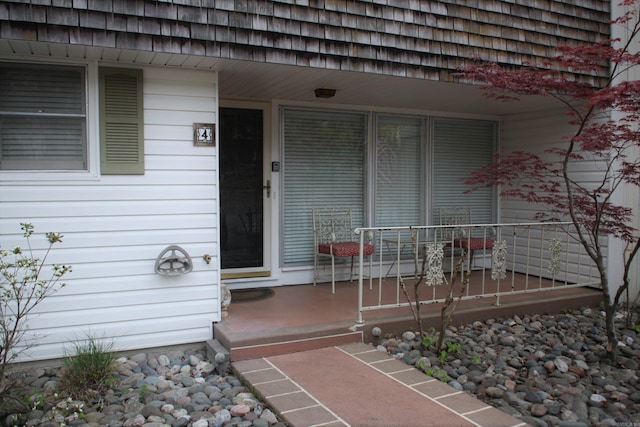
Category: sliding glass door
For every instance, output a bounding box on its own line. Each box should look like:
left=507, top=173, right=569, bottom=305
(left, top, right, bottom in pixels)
left=280, top=108, right=497, bottom=266
left=282, top=108, right=367, bottom=265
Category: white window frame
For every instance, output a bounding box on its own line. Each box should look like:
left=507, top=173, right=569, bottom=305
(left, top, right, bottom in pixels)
left=0, top=59, right=100, bottom=182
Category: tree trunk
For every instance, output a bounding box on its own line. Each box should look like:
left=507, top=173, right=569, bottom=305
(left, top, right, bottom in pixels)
left=599, top=271, right=618, bottom=362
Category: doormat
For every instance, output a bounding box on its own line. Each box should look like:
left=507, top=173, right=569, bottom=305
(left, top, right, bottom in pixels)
left=230, top=288, right=274, bottom=303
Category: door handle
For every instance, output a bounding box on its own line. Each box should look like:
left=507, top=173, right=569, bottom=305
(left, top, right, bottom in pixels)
left=263, top=179, right=271, bottom=198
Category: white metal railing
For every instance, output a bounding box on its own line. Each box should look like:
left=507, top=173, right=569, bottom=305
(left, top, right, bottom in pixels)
left=354, top=222, right=600, bottom=324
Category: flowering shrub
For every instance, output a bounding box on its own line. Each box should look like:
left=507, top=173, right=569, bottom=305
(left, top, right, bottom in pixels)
left=0, top=223, right=71, bottom=399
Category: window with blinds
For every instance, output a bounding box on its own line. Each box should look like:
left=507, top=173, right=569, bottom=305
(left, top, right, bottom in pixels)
left=0, top=63, right=86, bottom=170
left=375, top=115, right=424, bottom=227
left=432, top=118, right=497, bottom=225
left=282, top=108, right=367, bottom=264
left=281, top=111, right=497, bottom=266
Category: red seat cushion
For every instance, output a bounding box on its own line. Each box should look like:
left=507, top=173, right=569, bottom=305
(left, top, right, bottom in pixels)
left=318, top=242, right=375, bottom=257
left=453, top=237, right=495, bottom=250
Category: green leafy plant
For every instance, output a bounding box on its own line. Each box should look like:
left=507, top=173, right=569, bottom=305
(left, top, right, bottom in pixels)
left=446, top=341, right=462, bottom=354
left=58, top=335, right=118, bottom=401
left=139, top=383, right=148, bottom=401
left=25, top=391, right=45, bottom=412
left=421, top=328, right=461, bottom=363
left=426, top=367, right=449, bottom=383
left=438, top=341, right=462, bottom=363
left=420, top=327, right=437, bottom=349
left=0, top=223, right=70, bottom=403
left=472, top=354, right=482, bottom=365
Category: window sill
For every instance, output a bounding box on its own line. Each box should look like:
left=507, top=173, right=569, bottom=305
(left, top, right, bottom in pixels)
left=0, top=170, right=100, bottom=183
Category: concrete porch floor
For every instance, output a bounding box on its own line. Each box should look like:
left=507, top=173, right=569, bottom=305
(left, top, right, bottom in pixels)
left=214, top=273, right=602, bottom=361
left=215, top=275, right=601, bottom=427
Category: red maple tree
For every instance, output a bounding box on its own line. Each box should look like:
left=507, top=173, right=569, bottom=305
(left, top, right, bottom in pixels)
left=460, top=1, right=640, bottom=361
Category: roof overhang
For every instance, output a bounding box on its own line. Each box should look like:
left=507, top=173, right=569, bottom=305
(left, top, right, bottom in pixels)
left=0, top=40, right=561, bottom=117
left=216, top=60, right=558, bottom=116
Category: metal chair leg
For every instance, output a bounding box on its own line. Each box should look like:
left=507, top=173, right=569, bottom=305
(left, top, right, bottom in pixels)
left=313, top=253, right=318, bottom=286
left=349, top=256, right=355, bottom=282
left=331, top=255, right=336, bottom=294
left=368, top=254, right=373, bottom=290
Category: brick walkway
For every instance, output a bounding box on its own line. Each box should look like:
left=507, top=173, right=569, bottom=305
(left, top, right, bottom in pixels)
left=233, top=342, right=529, bottom=427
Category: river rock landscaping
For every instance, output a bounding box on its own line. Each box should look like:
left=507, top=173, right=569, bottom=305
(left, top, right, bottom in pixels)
left=377, top=306, right=640, bottom=427
left=2, top=347, right=286, bottom=427
left=5, top=307, right=640, bottom=427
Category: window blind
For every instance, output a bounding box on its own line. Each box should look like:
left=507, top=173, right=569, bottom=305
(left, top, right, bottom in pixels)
left=432, top=118, right=497, bottom=225
left=0, top=63, right=86, bottom=170
left=375, top=115, right=424, bottom=227
left=283, top=109, right=367, bottom=264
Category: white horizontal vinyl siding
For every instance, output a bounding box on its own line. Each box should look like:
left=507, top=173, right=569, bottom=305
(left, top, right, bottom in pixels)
left=501, top=109, right=604, bottom=285
left=0, top=67, right=220, bottom=362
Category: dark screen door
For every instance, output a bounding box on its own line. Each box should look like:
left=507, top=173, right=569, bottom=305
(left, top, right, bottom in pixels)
left=219, top=107, right=264, bottom=270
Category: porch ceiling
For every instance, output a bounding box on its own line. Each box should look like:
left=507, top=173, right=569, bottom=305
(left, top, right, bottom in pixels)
left=216, top=59, right=557, bottom=117
left=0, top=40, right=557, bottom=116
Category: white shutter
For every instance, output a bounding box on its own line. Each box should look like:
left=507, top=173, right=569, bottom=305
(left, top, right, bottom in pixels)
left=283, top=108, right=367, bottom=264
left=432, top=118, right=497, bottom=224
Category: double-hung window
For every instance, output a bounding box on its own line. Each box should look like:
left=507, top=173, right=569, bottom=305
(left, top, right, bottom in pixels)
left=0, top=62, right=87, bottom=171
left=0, top=62, right=144, bottom=175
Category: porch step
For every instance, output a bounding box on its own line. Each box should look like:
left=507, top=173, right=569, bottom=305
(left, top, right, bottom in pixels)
left=228, top=331, right=362, bottom=361
left=212, top=283, right=602, bottom=363
left=214, top=326, right=362, bottom=361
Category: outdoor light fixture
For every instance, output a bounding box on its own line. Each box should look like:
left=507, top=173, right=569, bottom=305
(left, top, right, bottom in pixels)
left=314, top=88, right=336, bottom=98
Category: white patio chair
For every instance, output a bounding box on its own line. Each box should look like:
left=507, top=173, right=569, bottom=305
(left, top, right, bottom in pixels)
left=438, top=207, right=495, bottom=270
left=312, top=208, right=375, bottom=293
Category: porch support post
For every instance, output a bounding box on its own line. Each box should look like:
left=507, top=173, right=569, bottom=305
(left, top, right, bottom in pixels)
left=356, top=229, right=365, bottom=325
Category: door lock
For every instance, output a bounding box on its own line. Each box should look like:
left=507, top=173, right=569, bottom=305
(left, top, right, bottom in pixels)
left=263, top=179, right=271, bottom=198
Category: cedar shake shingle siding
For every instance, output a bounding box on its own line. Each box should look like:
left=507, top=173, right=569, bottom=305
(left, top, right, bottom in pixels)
left=0, top=0, right=610, bottom=84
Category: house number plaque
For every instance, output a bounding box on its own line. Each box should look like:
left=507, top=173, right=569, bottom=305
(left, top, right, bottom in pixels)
left=193, top=123, right=215, bottom=147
